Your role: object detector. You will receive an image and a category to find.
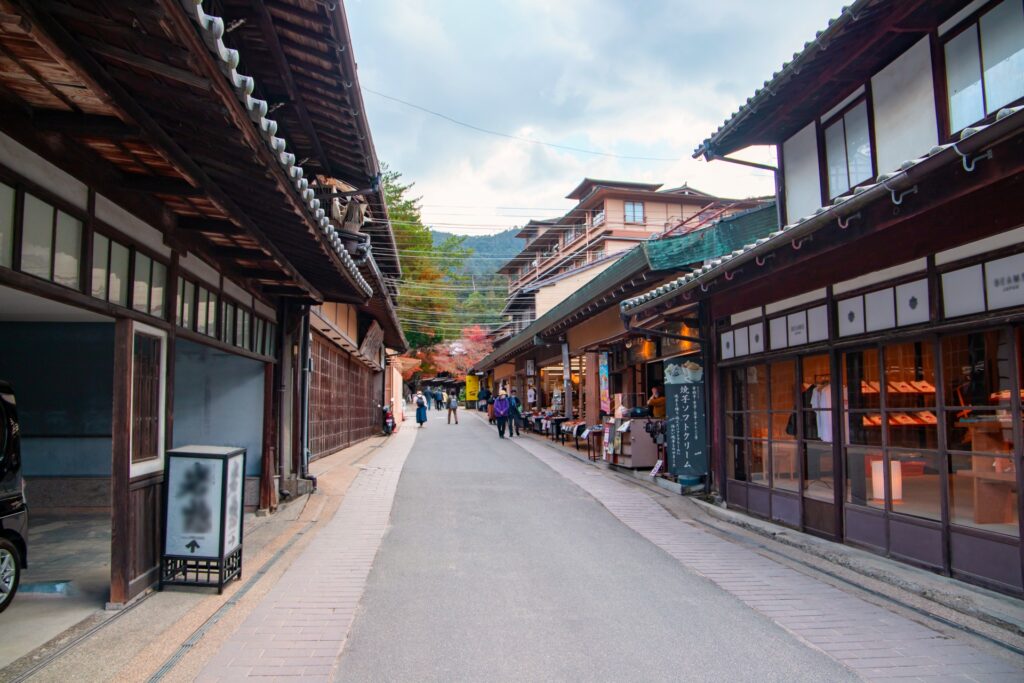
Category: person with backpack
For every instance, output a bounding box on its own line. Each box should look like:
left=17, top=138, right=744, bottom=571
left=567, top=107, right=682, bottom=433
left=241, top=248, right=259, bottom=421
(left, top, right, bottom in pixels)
left=447, top=390, right=459, bottom=425
left=415, top=390, right=428, bottom=428
left=493, top=390, right=511, bottom=438
left=508, top=388, right=522, bottom=437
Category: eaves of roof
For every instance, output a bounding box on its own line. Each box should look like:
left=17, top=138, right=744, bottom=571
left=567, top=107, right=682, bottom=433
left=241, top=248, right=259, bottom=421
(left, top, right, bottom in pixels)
left=473, top=247, right=651, bottom=370
left=632, top=106, right=1024, bottom=314
left=693, top=0, right=968, bottom=159
left=183, top=1, right=371, bottom=297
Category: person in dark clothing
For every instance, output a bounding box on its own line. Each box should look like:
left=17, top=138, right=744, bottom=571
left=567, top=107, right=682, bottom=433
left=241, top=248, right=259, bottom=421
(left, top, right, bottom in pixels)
left=414, top=391, right=428, bottom=428
left=477, top=386, right=491, bottom=412
left=487, top=393, right=497, bottom=424
left=508, top=389, right=522, bottom=437
left=493, top=391, right=511, bottom=438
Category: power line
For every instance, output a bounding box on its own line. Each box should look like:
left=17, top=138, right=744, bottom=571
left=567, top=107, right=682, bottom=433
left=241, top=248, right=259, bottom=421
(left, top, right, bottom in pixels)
left=363, top=87, right=682, bottom=162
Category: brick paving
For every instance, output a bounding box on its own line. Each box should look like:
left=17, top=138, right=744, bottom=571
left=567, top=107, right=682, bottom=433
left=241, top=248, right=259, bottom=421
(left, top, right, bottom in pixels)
left=196, top=426, right=415, bottom=682
left=515, top=436, right=1023, bottom=682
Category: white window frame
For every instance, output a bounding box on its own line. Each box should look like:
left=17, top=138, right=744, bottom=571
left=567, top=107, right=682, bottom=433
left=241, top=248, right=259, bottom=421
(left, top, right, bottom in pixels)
left=129, top=321, right=168, bottom=479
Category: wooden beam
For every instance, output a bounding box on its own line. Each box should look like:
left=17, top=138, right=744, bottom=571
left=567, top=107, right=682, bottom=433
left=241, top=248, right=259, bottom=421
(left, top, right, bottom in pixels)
left=79, top=37, right=211, bottom=91
left=237, top=268, right=292, bottom=281
left=251, top=0, right=331, bottom=172
left=122, top=174, right=202, bottom=196
left=31, top=110, right=140, bottom=139
left=177, top=216, right=241, bottom=233
left=211, top=245, right=269, bottom=259
left=10, top=0, right=325, bottom=301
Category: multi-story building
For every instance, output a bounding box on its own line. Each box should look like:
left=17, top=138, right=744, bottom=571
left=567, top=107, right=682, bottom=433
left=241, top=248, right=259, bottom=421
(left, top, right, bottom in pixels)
left=493, top=179, right=764, bottom=344
left=620, top=0, right=1024, bottom=594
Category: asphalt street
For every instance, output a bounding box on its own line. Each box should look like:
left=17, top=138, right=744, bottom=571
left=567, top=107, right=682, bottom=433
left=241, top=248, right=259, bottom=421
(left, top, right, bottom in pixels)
left=335, top=409, right=856, bottom=682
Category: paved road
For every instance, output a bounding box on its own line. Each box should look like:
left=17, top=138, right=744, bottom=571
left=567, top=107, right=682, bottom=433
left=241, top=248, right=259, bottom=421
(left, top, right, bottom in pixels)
left=335, top=412, right=855, bottom=682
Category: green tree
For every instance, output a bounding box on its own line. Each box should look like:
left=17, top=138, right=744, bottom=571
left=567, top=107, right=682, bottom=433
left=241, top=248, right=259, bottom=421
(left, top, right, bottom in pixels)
left=383, top=165, right=472, bottom=348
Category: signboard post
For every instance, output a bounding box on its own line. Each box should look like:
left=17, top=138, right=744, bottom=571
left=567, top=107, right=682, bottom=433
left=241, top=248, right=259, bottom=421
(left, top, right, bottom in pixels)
left=160, top=446, right=246, bottom=594
left=664, top=357, right=708, bottom=481
left=465, top=375, right=479, bottom=406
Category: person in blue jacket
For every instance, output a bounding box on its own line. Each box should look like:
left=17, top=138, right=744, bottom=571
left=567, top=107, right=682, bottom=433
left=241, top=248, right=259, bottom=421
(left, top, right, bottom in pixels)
left=415, top=391, right=428, bottom=427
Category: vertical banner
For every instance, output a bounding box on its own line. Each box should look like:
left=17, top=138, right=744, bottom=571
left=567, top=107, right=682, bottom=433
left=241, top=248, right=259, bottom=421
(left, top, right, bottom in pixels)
left=664, top=357, right=707, bottom=479
left=561, top=343, right=573, bottom=417
left=465, top=375, right=479, bottom=402
left=599, top=352, right=611, bottom=414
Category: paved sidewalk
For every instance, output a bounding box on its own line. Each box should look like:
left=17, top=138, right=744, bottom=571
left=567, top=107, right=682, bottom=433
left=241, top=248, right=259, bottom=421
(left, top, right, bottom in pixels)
left=196, top=425, right=416, bottom=682
left=513, top=434, right=1024, bottom=682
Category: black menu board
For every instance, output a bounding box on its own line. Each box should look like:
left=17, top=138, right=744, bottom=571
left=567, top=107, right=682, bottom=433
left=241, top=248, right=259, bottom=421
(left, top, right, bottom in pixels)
left=664, top=356, right=707, bottom=478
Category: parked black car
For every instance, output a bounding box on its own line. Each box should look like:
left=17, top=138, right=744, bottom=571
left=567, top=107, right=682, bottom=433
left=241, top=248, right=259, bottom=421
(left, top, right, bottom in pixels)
left=0, top=380, right=27, bottom=613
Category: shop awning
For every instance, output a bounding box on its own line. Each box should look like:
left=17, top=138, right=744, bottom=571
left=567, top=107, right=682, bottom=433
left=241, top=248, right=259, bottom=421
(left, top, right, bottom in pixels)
left=475, top=205, right=781, bottom=371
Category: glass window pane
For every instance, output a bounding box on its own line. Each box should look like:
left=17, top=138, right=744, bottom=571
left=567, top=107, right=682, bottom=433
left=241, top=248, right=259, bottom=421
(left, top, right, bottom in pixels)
left=150, top=261, right=166, bottom=318
left=771, top=441, right=799, bottom=491
left=181, top=281, right=194, bottom=329
left=196, top=288, right=208, bottom=335
left=945, top=27, right=985, bottom=131
left=21, top=193, right=53, bottom=279
left=769, top=360, right=796, bottom=411
left=950, top=453, right=1018, bottom=536
left=802, top=354, right=832, bottom=442
left=842, top=349, right=881, bottom=411
left=132, top=253, right=151, bottom=313
left=746, top=365, right=768, bottom=412
left=890, top=450, right=941, bottom=521
left=844, top=102, right=873, bottom=186
left=727, top=438, right=746, bottom=481
left=207, top=292, right=217, bottom=337
left=803, top=441, right=835, bottom=501
left=91, top=233, right=109, bottom=300
left=749, top=440, right=768, bottom=485
left=53, top=211, right=81, bottom=289
left=825, top=119, right=849, bottom=197
left=980, top=0, right=1024, bottom=113
left=845, top=446, right=884, bottom=508
left=884, top=340, right=936, bottom=410
left=108, top=240, right=129, bottom=306
left=0, top=183, right=14, bottom=268
left=223, top=302, right=234, bottom=344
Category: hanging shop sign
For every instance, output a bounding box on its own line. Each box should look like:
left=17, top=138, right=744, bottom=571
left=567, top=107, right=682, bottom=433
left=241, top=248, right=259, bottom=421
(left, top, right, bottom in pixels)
left=465, top=375, right=479, bottom=402
left=664, top=357, right=707, bottom=479
left=161, top=446, right=246, bottom=593
left=526, top=359, right=536, bottom=377
left=599, top=352, right=611, bottom=413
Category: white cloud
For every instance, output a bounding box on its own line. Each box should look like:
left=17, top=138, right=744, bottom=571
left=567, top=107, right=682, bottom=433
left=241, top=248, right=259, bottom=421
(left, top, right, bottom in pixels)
left=346, top=0, right=846, bottom=234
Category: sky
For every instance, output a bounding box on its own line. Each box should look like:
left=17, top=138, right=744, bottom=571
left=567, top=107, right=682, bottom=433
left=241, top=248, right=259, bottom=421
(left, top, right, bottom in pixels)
left=345, top=0, right=849, bottom=235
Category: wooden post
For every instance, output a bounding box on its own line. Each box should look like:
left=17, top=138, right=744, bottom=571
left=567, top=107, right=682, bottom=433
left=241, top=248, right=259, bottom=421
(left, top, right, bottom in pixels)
left=109, top=317, right=132, bottom=605
left=260, top=362, right=277, bottom=511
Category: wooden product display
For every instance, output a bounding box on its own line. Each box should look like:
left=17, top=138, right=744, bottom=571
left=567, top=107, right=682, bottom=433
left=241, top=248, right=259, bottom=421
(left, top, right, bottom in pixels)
left=957, top=422, right=1018, bottom=524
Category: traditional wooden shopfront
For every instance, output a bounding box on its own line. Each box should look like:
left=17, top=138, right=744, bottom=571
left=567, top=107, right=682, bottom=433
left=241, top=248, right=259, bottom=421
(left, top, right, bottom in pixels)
left=623, top=107, right=1024, bottom=593
left=0, top=0, right=402, bottom=607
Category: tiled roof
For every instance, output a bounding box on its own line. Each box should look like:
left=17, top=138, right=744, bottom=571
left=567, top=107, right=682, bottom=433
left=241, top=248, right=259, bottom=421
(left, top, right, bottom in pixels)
left=182, top=0, right=371, bottom=297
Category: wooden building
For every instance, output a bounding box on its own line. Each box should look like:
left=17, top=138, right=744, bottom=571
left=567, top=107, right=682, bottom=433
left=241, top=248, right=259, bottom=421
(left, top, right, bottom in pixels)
left=622, top=0, right=1024, bottom=594
left=0, top=0, right=403, bottom=606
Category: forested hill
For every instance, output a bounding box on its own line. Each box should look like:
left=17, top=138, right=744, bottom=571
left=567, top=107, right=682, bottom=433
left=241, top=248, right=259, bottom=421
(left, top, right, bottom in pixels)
left=431, top=228, right=520, bottom=277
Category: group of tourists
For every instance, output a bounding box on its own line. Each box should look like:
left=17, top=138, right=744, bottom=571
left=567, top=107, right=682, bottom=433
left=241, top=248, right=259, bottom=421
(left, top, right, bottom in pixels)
left=413, top=388, right=460, bottom=428
left=490, top=388, right=523, bottom=439
left=411, top=383, right=526, bottom=439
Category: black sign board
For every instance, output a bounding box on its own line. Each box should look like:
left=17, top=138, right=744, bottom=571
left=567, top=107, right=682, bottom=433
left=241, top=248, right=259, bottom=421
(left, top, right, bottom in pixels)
left=664, top=357, right=707, bottom=479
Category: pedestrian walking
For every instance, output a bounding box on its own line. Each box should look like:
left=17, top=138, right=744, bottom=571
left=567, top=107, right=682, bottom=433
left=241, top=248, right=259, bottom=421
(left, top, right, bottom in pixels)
left=477, top=386, right=491, bottom=412
left=447, top=391, right=459, bottom=425
left=435, top=389, right=444, bottom=411
left=415, top=391, right=428, bottom=428
left=487, top=392, right=496, bottom=424
left=494, top=390, right=511, bottom=438
left=508, top=388, right=522, bottom=437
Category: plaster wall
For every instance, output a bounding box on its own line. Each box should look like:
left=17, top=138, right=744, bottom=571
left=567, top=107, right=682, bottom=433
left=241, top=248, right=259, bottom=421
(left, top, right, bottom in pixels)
left=173, top=338, right=264, bottom=476
left=871, top=37, right=939, bottom=175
